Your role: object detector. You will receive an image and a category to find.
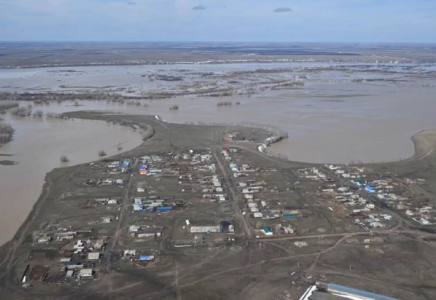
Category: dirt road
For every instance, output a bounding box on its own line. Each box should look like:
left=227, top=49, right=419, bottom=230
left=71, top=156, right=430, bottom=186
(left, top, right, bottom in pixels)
left=213, top=149, right=253, bottom=239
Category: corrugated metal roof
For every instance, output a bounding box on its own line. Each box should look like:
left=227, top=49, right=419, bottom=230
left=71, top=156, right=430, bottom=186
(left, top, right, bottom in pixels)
left=328, top=284, right=399, bottom=300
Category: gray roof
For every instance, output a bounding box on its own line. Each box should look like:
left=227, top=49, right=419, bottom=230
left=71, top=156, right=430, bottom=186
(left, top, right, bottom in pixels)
left=309, top=291, right=345, bottom=300
left=328, top=284, right=399, bottom=300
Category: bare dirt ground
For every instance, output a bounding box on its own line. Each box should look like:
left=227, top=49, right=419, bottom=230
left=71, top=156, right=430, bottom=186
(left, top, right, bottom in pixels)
left=410, top=130, right=436, bottom=160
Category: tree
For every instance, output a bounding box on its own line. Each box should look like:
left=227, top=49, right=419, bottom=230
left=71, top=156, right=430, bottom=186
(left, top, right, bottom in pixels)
left=60, top=155, right=69, bottom=163
left=33, top=110, right=43, bottom=118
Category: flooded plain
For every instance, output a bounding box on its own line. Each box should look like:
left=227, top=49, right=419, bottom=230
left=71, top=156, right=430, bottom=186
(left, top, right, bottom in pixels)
left=1, top=61, right=436, bottom=246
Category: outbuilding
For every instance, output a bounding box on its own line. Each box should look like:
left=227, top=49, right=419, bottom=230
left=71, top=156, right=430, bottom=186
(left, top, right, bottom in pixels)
left=79, top=268, right=94, bottom=279
left=87, top=252, right=100, bottom=261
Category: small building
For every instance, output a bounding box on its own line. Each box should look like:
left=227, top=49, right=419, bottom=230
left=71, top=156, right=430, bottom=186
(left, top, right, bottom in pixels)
left=157, top=206, right=172, bottom=212
left=366, top=203, right=375, bottom=210
left=281, top=226, right=294, bottom=234
left=365, top=186, right=376, bottom=193
left=190, top=225, right=220, bottom=234
left=65, top=270, right=74, bottom=278
left=261, top=226, right=273, bottom=236
left=133, top=204, right=144, bottom=212
left=370, top=222, right=384, bottom=228
left=37, top=236, right=51, bottom=243
left=101, top=217, right=113, bottom=223
left=122, top=159, right=131, bottom=167
left=139, top=165, right=148, bottom=175
left=139, top=255, right=155, bottom=261
left=123, top=250, right=136, bottom=257
left=253, top=212, right=263, bottom=218
left=87, top=252, right=100, bottom=261
left=79, top=268, right=94, bottom=279
left=283, top=214, right=298, bottom=218
left=129, top=225, right=141, bottom=232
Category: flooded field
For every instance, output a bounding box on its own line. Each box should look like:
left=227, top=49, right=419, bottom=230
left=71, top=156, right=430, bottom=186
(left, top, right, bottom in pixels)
left=2, top=61, right=435, bottom=164
left=1, top=61, right=436, bottom=246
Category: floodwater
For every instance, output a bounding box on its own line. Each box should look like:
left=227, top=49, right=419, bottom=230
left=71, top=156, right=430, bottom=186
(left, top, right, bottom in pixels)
left=1, top=62, right=436, bottom=245
left=0, top=113, right=143, bottom=246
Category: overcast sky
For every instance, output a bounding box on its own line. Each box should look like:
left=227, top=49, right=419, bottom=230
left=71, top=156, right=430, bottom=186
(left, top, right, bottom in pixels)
left=0, top=0, right=435, bottom=42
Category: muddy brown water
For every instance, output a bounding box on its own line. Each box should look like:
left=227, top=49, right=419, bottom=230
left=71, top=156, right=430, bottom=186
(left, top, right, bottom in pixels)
left=1, top=62, right=436, bottom=246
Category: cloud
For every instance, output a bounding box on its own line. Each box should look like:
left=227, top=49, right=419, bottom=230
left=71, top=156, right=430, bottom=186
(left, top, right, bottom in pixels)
left=192, top=5, right=205, bottom=11
left=274, top=7, right=292, bottom=13
left=128, top=1, right=136, bottom=5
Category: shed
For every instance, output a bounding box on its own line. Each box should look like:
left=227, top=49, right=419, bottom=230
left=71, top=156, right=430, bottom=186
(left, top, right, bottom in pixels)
left=65, top=270, right=74, bottom=278
left=79, top=268, right=94, bottom=279
left=123, top=250, right=136, bottom=257
left=365, top=186, right=376, bottom=193
left=87, top=252, right=100, bottom=261
left=261, top=226, right=273, bottom=236
left=129, top=225, right=141, bottom=232
left=253, top=212, right=263, bottom=218
left=157, top=206, right=172, bottom=212
left=139, top=255, right=155, bottom=261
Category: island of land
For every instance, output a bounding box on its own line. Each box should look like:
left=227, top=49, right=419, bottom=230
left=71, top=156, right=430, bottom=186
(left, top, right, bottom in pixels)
left=1, top=111, right=436, bottom=300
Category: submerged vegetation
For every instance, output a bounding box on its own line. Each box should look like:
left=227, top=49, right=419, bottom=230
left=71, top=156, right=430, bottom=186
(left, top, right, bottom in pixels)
left=11, top=106, right=32, bottom=117
left=217, top=101, right=233, bottom=106
left=0, top=122, right=14, bottom=145
left=33, top=110, right=43, bottom=118
left=60, top=155, right=69, bottom=163
left=0, top=101, right=19, bottom=111
left=46, top=112, right=63, bottom=119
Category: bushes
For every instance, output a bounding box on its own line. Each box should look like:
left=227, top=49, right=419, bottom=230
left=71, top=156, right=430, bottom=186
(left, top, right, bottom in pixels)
left=11, top=107, right=32, bottom=117
left=217, top=101, right=233, bottom=106
left=46, top=112, right=62, bottom=119
left=33, top=110, right=43, bottom=118
left=60, top=155, right=69, bottom=163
